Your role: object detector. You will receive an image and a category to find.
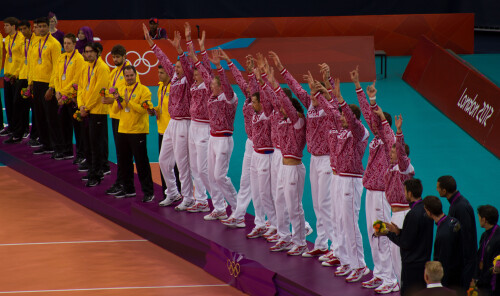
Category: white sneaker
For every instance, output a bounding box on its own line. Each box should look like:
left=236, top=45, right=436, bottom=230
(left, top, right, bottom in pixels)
left=175, top=199, right=195, bottom=211
left=159, top=194, right=182, bottom=207
left=345, top=266, right=370, bottom=282
left=186, top=202, right=210, bottom=212
left=374, top=282, right=399, bottom=294
left=319, top=250, right=334, bottom=261
left=203, top=210, right=228, bottom=221
left=306, top=223, right=313, bottom=236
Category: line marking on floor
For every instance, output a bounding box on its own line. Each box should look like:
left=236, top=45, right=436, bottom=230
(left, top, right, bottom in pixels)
left=0, top=239, right=147, bottom=247
left=0, top=284, right=231, bottom=294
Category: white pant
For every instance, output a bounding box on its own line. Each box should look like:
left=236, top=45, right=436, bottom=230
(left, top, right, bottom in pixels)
left=159, top=119, right=193, bottom=200
left=278, top=163, right=307, bottom=246
left=339, top=176, right=365, bottom=269
left=390, top=209, right=409, bottom=284
left=231, top=138, right=253, bottom=220
left=272, top=149, right=290, bottom=241
left=366, top=190, right=396, bottom=283
left=250, top=151, right=274, bottom=228
left=188, top=121, right=210, bottom=203
left=310, top=155, right=333, bottom=250
left=208, top=135, right=237, bottom=212
left=331, top=173, right=347, bottom=261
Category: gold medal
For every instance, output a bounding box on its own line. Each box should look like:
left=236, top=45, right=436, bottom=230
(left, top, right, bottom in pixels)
left=38, top=58, right=42, bottom=64
left=8, top=57, right=13, bottom=63
left=62, top=74, right=66, bottom=81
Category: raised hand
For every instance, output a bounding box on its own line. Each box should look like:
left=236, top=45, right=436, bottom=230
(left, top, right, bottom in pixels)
left=255, top=53, right=266, bottom=72
left=372, top=105, right=385, bottom=120
left=350, top=65, right=360, bottom=83
left=184, top=22, right=191, bottom=41
left=319, top=63, right=330, bottom=81
left=303, top=71, right=315, bottom=91
left=209, top=49, right=221, bottom=68
left=366, top=80, right=377, bottom=98
left=187, top=46, right=198, bottom=63
left=198, top=30, right=206, bottom=51
left=168, top=31, right=182, bottom=51
left=333, top=78, right=344, bottom=103
left=395, top=114, right=403, bottom=133
left=314, top=80, right=328, bottom=94
left=219, top=48, right=230, bottom=62
left=245, top=55, right=254, bottom=72
left=142, top=23, right=154, bottom=47
left=268, top=51, right=284, bottom=71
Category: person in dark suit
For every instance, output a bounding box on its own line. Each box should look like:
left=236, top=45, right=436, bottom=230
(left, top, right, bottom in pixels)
left=413, top=261, right=457, bottom=296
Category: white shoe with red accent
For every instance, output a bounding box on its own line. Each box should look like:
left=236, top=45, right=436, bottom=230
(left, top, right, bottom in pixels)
left=247, top=226, right=267, bottom=239
left=345, top=266, right=370, bottom=283
left=266, top=233, right=280, bottom=243
left=334, top=265, right=352, bottom=276
left=203, top=210, right=228, bottom=221
left=318, top=250, right=334, bottom=262
left=175, top=199, right=195, bottom=211
left=321, top=258, right=341, bottom=266
left=263, top=227, right=277, bottom=238
left=270, top=241, right=293, bottom=252
left=375, top=282, right=399, bottom=294
left=221, top=217, right=246, bottom=228
left=287, top=244, right=308, bottom=256
left=362, top=277, right=383, bottom=289
left=159, top=194, right=182, bottom=207
left=186, top=202, right=210, bottom=212
left=302, top=248, right=329, bottom=258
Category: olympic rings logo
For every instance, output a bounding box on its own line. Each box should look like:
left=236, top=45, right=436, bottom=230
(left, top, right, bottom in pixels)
left=105, top=50, right=159, bottom=75
left=226, top=259, right=241, bottom=278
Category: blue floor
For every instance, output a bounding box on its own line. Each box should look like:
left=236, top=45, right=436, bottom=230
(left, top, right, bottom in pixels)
left=1, top=54, right=499, bottom=270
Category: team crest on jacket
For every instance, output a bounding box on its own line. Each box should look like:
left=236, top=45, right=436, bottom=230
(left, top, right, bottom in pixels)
left=369, top=137, right=384, bottom=149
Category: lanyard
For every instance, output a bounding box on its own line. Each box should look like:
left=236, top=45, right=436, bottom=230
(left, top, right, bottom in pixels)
left=8, top=32, right=18, bottom=57
left=126, top=83, right=139, bottom=101
left=410, top=199, right=422, bottom=209
left=87, top=60, right=98, bottom=87
left=160, top=83, right=169, bottom=108
left=436, top=215, right=447, bottom=227
left=449, top=192, right=460, bottom=206
left=63, top=50, right=76, bottom=77
left=24, top=38, right=31, bottom=60
left=38, top=34, right=50, bottom=60
left=481, top=225, right=498, bottom=263
left=112, top=61, right=127, bottom=87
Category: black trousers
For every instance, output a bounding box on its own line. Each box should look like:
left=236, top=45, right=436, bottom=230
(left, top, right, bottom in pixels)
left=57, top=103, right=77, bottom=155
left=3, top=78, right=16, bottom=130
left=11, top=79, right=30, bottom=138
left=32, top=82, right=51, bottom=149
left=158, top=133, right=181, bottom=197
left=30, top=93, right=39, bottom=140
left=85, top=114, right=108, bottom=180
left=401, top=261, right=427, bottom=296
left=117, top=132, right=153, bottom=195
left=111, top=118, right=123, bottom=185
left=73, top=112, right=84, bottom=158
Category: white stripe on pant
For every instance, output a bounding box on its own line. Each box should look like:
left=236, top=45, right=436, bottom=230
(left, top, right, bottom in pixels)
left=339, top=176, right=366, bottom=269
left=188, top=121, right=210, bottom=203
left=366, top=190, right=396, bottom=284
left=279, top=163, right=307, bottom=247
left=159, top=119, right=193, bottom=200
left=208, top=135, right=237, bottom=212
left=250, top=151, right=274, bottom=228
left=390, top=208, right=409, bottom=284
left=273, top=149, right=290, bottom=242
left=231, top=138, right=253, bottom=220
left=310, top=155, right=333, bottom=250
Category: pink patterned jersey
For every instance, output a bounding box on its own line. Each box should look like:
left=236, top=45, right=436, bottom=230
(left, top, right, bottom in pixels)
left=251, top=82, right=274, bottom=153
left=316, top=92, right=343, bottom=171
left=228, top=62, right=258, bottom=139
left=151, top=44, right=191, bottom=120
left=274, top=86, right=306, bottom=160
left=281, top=68, right=330, bottom=156
left=183, top=42, right=210, bottom=123
left=384, top=132, right=415, bottom=207
left=196, top=60, right=238, bottom=135
left=356, top=88, right=395, bottom=190
left=335, top=100, right=369, bottom=178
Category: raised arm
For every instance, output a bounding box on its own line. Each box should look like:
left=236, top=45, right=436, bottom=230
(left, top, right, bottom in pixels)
left=275, top=85, right=299, bottom=124
left=372, top=105, right=395, bottom=148
left=351, top=66, right=377, bottom=134
left=143, top=23, right=175, bottom=78
left=395, top=115, right=411, bottom=172
left=269, top=51, right=310, bottom=107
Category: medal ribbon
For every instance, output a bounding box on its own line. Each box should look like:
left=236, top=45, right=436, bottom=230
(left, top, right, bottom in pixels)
left=87, top=60, right=98, bottom=88
left=38, top=34, right=50, bottom=60
left=8, top=32, right=18, bottom=58
left=24, top=37, right=31, bottom=60
left=436, top=215, right=447, bottom=227
left=63, top=50, right=76, bottom=77
left=112, top=61, right=127, bottom=87
left=126, top=82, right=139, bottom=102
left=410, top=199, right=422, bottom=209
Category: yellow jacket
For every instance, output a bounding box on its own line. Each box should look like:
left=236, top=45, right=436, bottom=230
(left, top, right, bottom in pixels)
left=108, top=60, right=141, bottom=119
left=3, top=31, right=25, bottom=77
left=30, top=34, right=61, bottom=85
left=18, top=37, right=33, bottom=80
left=51, top=50, right=85, bottom=97
left=113, top=82, right=152, bottom=134
left=78, top=57, right=110, bottom=115
left=0, top=33, right=3, bottom=71
left=27, top=35, right=40, bottom=84
left=155, top=82, right=172, bottom=134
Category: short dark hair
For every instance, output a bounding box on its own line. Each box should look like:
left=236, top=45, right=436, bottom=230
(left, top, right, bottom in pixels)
left=34, top=17, right=49, bottom=26
left=404, top=178, right=423, bottom=198
left=64, top=33, right=77, bottom=44
left=158, top=65, right=163, bottom=69
left=384, top=112, right=392, bottom=127
left=252, top=92, right=261, bottom=102
left=3, top=17, right=20, bottom=27
left=423, top=196, right=443, bottom=216
left=111, top=44, right=127, bottom=57
left=478, top=205, right=499, bottom=225
left=94, top=42, right=103, bottom=55
left=291, top=97, right=304, bottom=115
left=123, top=65, right=137, bottom=75
left=18, top=20, right=30, bottom=28
left=393, top=143, right=410, bottom=156
left=85, top=42, right=100, bottom=54
left=437, top=175, right=457, bottom=193
left=349, top=104, right=361, bottom=120
left=283, top=88, right=293, bottom=100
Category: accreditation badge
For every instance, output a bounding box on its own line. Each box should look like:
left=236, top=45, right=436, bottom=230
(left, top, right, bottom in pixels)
left=38, top=58, right=42, bottom=64
left=8, top=57, right=13, bottom=63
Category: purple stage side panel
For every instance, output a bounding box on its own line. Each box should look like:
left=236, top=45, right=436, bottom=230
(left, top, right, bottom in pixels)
left=0, top=141, right=395, bottom=296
